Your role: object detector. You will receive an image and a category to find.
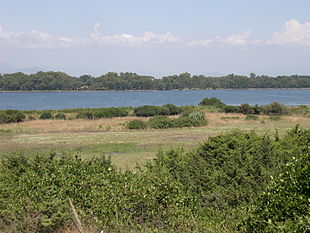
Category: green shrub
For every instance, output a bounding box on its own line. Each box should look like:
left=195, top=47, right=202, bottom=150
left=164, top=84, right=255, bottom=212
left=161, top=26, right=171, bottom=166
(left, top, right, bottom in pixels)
left=134, top=105, right=163, bottom=117
left=76, top=112, right=93, bottom=119
left=93, top=108, right=129, bottom=118
left=161, top=104, right=181, bottom=115
left=0, top=110, right=25, bottom=124
left=106, top=107, right=129, bottom=117
left=39, top=111, right=53, bottom=120
left=263, top=102, right=288, bottom=115
left=148, top=112, right=207, bottom=129
left=0, top=128, right=309, bottom=232
left=127, top=119, right=147, bottom=130
left=199, top=97, right=226, bottom=108
left=148, top=116, right=175, bottom=129
left=178, top=105, right=195, bottom=114
left=93, top=109, right=113, bottom=118
left=223, top=105, right=240, bottom=113
left=188, top=110, right=205, bottom=121
left=174, top=111, right=207, bottom=127
left=243, top=151, right=310, bottom=232
left=0, top=154, right=198, bottom=232
left=239, top=104, right=254, bottom=115
left=174, top=117, right=207, bottom=127
left=54, top=112, right=66, bottom=120
left=28, top=115, right=35, bottom=120
left=224, top=104, right=262, bottom=115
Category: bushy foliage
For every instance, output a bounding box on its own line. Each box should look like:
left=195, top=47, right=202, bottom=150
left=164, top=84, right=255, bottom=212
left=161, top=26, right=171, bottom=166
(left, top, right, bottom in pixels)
left=0, top=154, right=200, bottom=232
left=126, top=119, right=147, bottom=130
left=243, top=151, right=310, bottom=232
left=133, top=105, right=163, bottom=117
left=75, top=108, right=129, bottom=120
left=148, top=111, right=207, bottom=129
left=188, top=110, right=205, bottom=121
left=239, top=104, right=254, bottom=114
left=75, top=112, right=93, bottom=119
left=54, top=112, right=66, bottom=120
left=93, top=108, right=129, bottom=119
left=134, top=104, right=182, bottom=117
left=0, top=110, right=25, bottom=124
left=0, top=128, right=308, bottom=232
left=148, top=116, right=175, bottom=129
left=161, top=104, right=180, bottom=115
left=199, top=97, right=226, bottom=108
left=151, top=131, right=284, bottom=210
left=263, top=102, right=288, bottom=115
left=39, top=111, right=53, bottom=120
left=223, top=105, right=241, bottom=113
left=224, top=104, right=262, bottom=115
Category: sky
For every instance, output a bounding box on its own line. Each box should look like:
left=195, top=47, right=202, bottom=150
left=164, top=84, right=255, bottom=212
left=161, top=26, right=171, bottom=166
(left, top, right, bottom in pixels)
left=0, top=0, right=310, bottom=77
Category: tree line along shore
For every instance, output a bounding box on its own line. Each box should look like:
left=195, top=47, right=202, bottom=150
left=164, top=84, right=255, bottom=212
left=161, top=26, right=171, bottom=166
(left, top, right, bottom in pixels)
left=0, top=71, right=310, bottom=91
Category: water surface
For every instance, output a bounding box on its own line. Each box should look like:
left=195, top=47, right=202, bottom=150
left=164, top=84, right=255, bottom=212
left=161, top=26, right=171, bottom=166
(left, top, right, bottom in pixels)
left=0, top=89, right=309, bottom=110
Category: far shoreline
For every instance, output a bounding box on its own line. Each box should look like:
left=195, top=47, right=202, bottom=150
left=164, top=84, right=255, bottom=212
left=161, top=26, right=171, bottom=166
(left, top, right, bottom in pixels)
left=0, top=87, right=310, bottom=93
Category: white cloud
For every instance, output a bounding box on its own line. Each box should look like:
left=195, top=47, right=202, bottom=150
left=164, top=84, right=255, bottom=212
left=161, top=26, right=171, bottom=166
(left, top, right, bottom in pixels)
left=188, top=39, right=213, bottom=47
left=90, top=23, right=180, bottom=45
left=221, top=31, right=252, bottom=45
left=3, top=20, right=310, bottom=49
left=268, top=19, right=310, bottom=45
left=0, top=23, right=180, bottom=48
left=0, top=26, right=74, bottom=48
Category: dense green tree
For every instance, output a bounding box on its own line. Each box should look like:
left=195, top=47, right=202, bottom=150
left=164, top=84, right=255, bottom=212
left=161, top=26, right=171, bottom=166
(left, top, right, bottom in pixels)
left=0, top=71, right=310, bottom=90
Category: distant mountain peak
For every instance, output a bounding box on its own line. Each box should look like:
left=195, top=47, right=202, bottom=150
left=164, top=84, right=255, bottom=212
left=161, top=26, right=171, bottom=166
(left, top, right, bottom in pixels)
left=0, top=63, right=45, bottom=74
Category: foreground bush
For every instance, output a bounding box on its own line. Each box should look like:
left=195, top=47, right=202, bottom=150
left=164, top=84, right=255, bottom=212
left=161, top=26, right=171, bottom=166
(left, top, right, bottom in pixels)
left=243, top=151, right=310, bottom=232
left=0, top=128, right=308, bottom=232
left=126, top=119, right=147, bottom=129
left=0, top=110, right=25, bottom=124
left=0, top=155, right=200, bottom=232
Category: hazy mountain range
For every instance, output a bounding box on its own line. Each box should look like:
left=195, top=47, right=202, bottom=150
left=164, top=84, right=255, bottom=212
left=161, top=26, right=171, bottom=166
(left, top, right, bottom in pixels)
left=0, top=63, right=46, bottom=74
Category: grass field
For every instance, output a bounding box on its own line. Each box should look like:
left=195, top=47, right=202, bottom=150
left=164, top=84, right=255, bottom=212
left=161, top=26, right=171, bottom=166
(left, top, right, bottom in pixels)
left=1, top=112, right=309, bottom=170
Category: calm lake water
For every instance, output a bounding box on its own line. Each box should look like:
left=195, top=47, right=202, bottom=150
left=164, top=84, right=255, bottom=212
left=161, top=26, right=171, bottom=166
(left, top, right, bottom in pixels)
left=0, top=89, right=309, bottom=110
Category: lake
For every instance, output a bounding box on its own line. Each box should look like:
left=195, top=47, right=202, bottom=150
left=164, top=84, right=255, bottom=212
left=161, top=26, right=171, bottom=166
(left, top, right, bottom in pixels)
left=0, top=89, right=309, bottom=110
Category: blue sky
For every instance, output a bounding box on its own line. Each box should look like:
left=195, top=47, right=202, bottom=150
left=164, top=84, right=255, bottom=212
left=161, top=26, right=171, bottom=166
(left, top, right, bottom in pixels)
left=1, top=0, right=310, bottom=76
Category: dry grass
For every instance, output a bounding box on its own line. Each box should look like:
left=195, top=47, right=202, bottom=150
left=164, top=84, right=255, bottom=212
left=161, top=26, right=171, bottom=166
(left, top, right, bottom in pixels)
left=1, top=113, right=309, bottom=169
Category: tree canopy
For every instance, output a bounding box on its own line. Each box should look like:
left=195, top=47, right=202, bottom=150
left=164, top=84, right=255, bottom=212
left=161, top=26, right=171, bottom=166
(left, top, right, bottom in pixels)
left=0, top=71, right=310, bottom=91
